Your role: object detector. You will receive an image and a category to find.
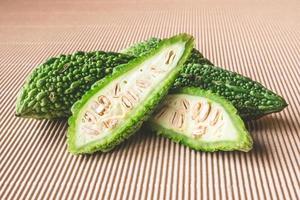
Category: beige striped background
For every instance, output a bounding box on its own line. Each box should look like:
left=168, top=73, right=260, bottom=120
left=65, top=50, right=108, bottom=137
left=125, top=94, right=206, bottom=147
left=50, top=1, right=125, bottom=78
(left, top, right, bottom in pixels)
left=0, top=0, right=299, bottom=199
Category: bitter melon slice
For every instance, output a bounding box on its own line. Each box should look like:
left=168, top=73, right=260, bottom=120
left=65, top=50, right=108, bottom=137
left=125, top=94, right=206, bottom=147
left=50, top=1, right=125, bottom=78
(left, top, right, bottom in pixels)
left=67, top=34, right=194, bottom=154
left=148, top=87, right=253, bottom=152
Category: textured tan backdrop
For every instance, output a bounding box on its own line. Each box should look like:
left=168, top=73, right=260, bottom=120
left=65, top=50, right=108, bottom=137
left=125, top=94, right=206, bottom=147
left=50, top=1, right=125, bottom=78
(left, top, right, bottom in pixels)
left=0, top=0, right=299, bottom=199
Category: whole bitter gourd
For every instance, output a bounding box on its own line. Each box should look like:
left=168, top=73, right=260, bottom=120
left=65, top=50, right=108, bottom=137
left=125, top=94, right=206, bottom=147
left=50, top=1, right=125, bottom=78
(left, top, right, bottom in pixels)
left=67, top=34, right=194, bottom=154
left=148, top=87, right=253, bottom=152
left=15, top=51, right=134, bottom=119
left=123, top=38, right=287, bottom=119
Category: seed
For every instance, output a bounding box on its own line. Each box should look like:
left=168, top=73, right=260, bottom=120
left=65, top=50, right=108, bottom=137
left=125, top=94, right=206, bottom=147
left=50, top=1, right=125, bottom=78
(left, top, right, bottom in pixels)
left=82, top=125, right=99, bottom=136
left=210, top=109, right=222, bottom=126
left=192, top=102, right=202, bottom=120
left=150, top=66, right=166, bottom=74
left=98, top=95, right=111, bottom=106
left=165, top=50, right=176, bottom=64
left=155, top=107, right=168, bottom=119
left=91, top=95, right=111, bottom=116
left=150, top=66, right=160, bottom=78
left=113, top=83, right=121, bottom=98
left=192, top=125, right=207, bottom=138
left=103, top=118, right=118, bottom=129
left=171, top=111, right=178, bottom=125
left=121, top=90, right=139, bottom=109
left=173, top=112, right=184, bottom=128
left=121, top=95, right=133, bottom=109
left=83, top=111, right=97, bottom=123
left=136, top=79, right=150, bottom=88
left=134, top=86, right=144, bottom=93
left=127, top=90, right=139, bottom=101
left=169, top=111, right=185, bottom=129
left=178, top=113, right=184, bottom=128
left=195, top=101, right=211, bottom=122
left=181, top=98, right=190, bottom=111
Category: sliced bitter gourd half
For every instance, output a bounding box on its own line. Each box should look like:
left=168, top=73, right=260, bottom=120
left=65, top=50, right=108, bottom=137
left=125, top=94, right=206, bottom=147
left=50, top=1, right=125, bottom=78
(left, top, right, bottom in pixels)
left=148, top=87, right=253, bottom=152
left=67, top=34, right=195, bottom=154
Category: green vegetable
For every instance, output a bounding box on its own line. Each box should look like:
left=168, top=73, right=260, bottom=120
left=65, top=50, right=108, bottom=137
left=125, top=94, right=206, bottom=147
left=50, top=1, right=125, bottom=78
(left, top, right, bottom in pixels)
left=67, top=34, right=195, bottom=154
left=123, top=38, right=287, bottom=119
left=16, top=36, right=287, bottom=120
left=148, top=87, right=253, bottom=152
left=15, top=51, right=134, bottom=119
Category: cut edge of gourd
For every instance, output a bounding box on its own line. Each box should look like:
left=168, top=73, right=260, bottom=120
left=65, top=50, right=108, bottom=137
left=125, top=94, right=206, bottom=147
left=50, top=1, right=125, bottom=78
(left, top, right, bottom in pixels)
left=148, top=87, right=253, bottom=152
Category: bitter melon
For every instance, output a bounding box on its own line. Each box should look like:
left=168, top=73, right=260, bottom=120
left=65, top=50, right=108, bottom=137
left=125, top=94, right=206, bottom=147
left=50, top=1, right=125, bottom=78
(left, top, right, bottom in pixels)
left=123, top=38, right=287, bottom=119
left=15, top=51, right=134, bottom=119
left=67, top=34, right=195, bottom=154
left=15, top=37, right=287, bottom=120
left=148, top=87, right=253, bottom=152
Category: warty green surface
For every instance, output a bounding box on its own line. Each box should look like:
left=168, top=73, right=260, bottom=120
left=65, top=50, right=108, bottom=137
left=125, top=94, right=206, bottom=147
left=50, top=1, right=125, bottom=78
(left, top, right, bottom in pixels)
left=15, top=51, right=134, bottom=119
left=67, top=34, right=195, bottom=154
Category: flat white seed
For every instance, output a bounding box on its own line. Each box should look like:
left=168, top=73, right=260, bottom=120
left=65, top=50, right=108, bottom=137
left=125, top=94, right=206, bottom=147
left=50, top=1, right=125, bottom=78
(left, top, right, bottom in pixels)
left=169, top=111, right=177, bottom=124
left=197, top=102, right=211, bottom=122
left=103, top=118, right=118, bottom=129
left=98, top=95, right=111, bottom=106
left=165, top=50, right=176, bottom=64
left=155, top=106, right=168, bottom=119
left=176, top=113, right=185, bottom=128
left=121, top=95, right=133, bottom=109
left=210, top=109, right=222, bottom=126
left=192, top=125, right=207, bottom=138
left=127, top=90, right=139, bottom=101
left=181, top=98, right=190, bottom=111
left=136, top=79, right=150, bottom=88
left=192, top=102, right=202, bottom=120
left=134, top=86, right=144, bottom=94
left=83, top=111, right=97, bottom=123
left=169, top=110, right=185, bottom=129
left=171, top=111, right=178, bottom=125
left=95, top=95, right=111, bottom=116
left=113, top=83, right=121, bottom=98
left=150, top=66, right=166, bottom=74
left=82, top=125, right=99, bottom=135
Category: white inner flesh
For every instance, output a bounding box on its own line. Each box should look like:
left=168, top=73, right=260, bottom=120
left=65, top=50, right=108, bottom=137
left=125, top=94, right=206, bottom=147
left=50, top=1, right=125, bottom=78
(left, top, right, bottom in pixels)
left=75, top=42, right=186, bottom=147
left=153, top=94, right=238, bottom=142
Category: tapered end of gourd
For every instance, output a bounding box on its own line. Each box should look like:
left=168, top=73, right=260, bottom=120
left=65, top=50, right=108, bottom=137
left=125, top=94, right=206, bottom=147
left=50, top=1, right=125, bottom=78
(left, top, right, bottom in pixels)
left=149, top=87, right=253, bottom=152
left=15, top=85, right=64, bottom=120
left=243, top=92, right=288, bottom=120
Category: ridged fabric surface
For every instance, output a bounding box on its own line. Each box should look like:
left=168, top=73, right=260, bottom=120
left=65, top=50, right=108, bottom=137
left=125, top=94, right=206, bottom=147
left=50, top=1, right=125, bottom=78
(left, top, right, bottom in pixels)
left=0, top=0, right=299, bottom=199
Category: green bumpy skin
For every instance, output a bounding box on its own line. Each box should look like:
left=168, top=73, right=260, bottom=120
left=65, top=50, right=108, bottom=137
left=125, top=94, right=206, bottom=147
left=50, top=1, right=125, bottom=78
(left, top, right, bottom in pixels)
left=123, top=38, right=287, bottom=119
left=15, top=51, right=134, bottom=119
left=122, top=38, right=213, bottom=66
left=148, top=87, right=253, bottom=152
left=121, top=37, right=163, bottom=57
left=67, top=34, right=195, bottom=154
